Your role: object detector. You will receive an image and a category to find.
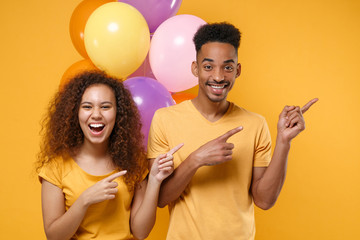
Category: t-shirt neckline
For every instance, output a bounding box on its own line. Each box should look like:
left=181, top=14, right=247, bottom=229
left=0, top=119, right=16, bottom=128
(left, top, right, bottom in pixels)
left=70, top=157, right=118, bottom=180
left=187, top=100, right=233, bottom=125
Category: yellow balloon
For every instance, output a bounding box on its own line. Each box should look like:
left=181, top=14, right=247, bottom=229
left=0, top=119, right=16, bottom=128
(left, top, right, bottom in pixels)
left=84, top=2, right=150, bottom=79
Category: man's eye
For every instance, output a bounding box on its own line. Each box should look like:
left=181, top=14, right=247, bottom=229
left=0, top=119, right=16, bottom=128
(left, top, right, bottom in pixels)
left=225, top=66, right=234, bottom=71
left=204, top=65, right=212, bottom=70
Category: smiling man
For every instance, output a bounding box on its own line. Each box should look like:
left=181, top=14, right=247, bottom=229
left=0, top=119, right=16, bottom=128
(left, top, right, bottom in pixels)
left=147, top=22, right=317, bottom=240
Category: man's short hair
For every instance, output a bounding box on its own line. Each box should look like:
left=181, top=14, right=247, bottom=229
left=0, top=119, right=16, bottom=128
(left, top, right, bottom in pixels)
left=193, top=22, right=241, bottom=53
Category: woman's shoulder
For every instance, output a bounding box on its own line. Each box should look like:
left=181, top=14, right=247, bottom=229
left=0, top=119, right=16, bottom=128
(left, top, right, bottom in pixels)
left=38, top=155, right=74, bottom=186
left=44, top=154, right=73, bottom=169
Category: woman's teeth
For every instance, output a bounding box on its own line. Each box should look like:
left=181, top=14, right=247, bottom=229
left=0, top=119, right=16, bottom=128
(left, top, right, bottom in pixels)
left=89, top=123, right=104, bottom=128
left=89, top=123, right=105, bottom=132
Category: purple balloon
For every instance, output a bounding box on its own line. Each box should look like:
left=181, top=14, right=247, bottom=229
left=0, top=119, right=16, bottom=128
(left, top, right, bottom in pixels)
left=118, top=0, right=182, bottom=33
left=124, top=77, right=174, bottom=148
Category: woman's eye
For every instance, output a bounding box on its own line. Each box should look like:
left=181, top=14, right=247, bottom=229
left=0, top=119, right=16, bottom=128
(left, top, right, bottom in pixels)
left=82, top=105, right=92, bottom=109
left=102, top=105, right=111, bottom=109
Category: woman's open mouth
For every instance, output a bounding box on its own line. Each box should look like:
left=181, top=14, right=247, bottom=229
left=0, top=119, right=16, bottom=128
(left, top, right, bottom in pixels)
left=89, top=123, right=105, bottom=133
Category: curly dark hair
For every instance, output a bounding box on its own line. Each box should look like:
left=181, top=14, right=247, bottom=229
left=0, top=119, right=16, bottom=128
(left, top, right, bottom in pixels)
left=193, top=22, right=241, bottom=53
left=36, top=71, right=147, bottom=192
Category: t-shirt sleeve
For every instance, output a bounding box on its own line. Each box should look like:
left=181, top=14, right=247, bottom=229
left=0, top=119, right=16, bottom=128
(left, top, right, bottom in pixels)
left=253, top=118, right=272, bottom=167
left=147, top=110, right=170, bottom=159
left=38, top=160, right=63, bottom=189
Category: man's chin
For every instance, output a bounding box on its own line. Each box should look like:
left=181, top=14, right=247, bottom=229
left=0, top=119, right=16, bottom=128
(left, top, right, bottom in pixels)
left=207, top=95, right=227, bottom=103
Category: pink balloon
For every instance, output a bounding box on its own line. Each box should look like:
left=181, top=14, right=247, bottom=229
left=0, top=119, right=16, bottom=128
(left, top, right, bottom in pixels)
left=149, top=14, right=206, bottom=93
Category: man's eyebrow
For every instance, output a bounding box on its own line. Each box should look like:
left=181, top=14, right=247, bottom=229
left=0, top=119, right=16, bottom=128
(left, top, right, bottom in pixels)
left=224, top=59, right=235, bottom=63
left=201, top=58, right=214, bottom=63
left=201, top=58, right=236, bottom=63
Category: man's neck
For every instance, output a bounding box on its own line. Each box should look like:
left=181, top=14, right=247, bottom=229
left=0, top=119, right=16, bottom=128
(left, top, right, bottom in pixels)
left=191, top=96, right=230, bottom=122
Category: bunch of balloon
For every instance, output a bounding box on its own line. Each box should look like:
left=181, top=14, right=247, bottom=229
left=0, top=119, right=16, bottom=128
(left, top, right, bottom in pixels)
left=65, top=0, right=204, bottom=147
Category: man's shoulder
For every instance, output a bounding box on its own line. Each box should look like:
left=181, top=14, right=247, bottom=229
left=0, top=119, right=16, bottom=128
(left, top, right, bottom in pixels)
left=231, top=102, right=266, bottom=121
left=155, top=100, right=192, bottom=116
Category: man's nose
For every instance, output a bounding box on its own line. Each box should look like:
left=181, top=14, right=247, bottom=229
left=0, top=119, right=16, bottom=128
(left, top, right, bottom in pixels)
left=212, top=68, right=224, bottom=82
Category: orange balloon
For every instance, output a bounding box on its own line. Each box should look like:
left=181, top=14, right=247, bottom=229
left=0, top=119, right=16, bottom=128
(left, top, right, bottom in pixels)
left=69, top=0, right=114, bottom=58
left=172, top=92, right=196, bottom=104
left=60, top=59, right=98, bottom=90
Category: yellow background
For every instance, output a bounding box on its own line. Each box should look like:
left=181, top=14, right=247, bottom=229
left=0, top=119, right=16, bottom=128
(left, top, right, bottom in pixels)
left=1, top=0, right=359, bottom=239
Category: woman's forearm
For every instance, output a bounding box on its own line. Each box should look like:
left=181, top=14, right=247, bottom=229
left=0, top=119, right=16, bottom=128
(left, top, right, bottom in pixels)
left=43, top=194, right=89, bottom=240
left=130, top=177, right=161, bottom=240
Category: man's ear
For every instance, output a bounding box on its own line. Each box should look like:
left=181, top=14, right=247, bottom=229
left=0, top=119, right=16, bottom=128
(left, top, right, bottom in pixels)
left=236, top=63, right=241, bottom=78
left=191, top=61, right=198, bottom=77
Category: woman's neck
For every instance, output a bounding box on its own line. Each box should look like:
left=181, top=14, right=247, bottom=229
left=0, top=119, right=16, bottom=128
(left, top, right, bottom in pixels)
left=73, top=141, right=116, bottom=175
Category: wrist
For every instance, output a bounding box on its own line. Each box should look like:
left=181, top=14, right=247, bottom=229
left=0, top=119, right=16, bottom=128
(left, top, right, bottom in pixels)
left=78, top=193, right=91, bottom=209
left=187, top=153, right=204, bottom=169
left=148, top=174, right=163, bottom=185
left=276, top=135, right=291, bottom=149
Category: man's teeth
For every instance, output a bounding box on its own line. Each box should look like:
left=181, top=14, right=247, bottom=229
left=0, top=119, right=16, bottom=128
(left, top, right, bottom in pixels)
left=210, top=85, right=225, bottom=89
left=89, top=123, right=104, bottom=128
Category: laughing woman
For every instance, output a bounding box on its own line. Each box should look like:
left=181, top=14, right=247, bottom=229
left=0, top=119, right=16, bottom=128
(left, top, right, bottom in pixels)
left=36, top=71, right=181, bottom=240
